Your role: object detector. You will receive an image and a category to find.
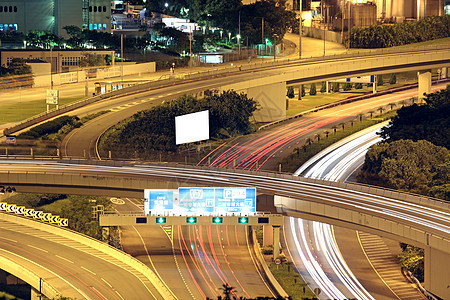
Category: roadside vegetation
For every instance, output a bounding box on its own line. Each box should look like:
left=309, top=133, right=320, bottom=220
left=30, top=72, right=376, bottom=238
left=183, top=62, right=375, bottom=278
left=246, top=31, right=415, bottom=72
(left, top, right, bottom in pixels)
left=1, top=112, right=108, bottom=157
left=3, top=193, right=120, bottom=248
left=98, top=90, right=257, bottom=160
left=350, top=16, right=450, bottom=48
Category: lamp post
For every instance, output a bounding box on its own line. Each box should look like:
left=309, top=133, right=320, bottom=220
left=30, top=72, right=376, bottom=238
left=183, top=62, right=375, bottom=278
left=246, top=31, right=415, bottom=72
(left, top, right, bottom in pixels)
left=238, top=10, right=241, bottom=56
left=347, top=0, right=351, bottom=50
left=299, top=0, right=302, bottom=59
left=273, top=34, right=278, bottom=61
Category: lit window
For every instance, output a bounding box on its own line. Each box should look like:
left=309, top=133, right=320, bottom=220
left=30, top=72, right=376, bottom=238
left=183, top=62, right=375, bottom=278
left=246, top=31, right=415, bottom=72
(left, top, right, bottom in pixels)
left=93, top=24, right=97, bottom=30
left=89, top=23, right=93, bottom=30
left=4, top=24, right=7, bottom=30
left=103, top=24, right=106, bottom=30
left=13, top=24, right=17, bottom=30
left=9, top=24, right=13, bottom=30
left=98, top=24, right=101, bottom=30
left=0, top=25, right=3, bottom=31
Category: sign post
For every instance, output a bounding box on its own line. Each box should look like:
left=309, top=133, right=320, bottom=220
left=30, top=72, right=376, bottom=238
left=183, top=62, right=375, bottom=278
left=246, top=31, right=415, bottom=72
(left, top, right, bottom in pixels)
left=46, top=89, right=59, bottom=112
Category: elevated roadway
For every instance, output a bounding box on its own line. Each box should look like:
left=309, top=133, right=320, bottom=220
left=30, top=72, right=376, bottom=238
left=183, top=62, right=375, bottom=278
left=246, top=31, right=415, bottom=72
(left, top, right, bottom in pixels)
left=0, top=209, right=175, bottom=299
left=0, top=160, right=449, bottom=297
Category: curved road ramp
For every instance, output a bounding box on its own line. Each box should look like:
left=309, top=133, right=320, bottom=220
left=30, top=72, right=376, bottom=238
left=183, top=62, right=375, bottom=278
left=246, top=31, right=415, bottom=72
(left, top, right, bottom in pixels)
left=0, top=211, right=175, bottom=300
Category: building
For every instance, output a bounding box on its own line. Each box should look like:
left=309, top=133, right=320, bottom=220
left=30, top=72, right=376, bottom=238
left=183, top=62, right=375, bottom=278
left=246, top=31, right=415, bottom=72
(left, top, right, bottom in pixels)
left=0, top=0, right=111, bottom=38
left=0, top=49, right=115, bottom=73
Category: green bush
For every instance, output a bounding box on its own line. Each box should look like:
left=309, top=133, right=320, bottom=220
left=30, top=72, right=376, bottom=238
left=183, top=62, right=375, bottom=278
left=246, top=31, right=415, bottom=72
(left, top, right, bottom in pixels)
left=355, top=82, right=363, bottom=89
left=286, top=86, right=294, bottom=98
left=350, top=16, right=450, bottom=48
left=301, top=85, right=305, bottom=97
left=389, top=73, right=397, bottom=84
left=343, top=83, right=352, bottom=91
left=332, top=82, right=340, bottom=92
left=320, top=81, right=327, bottom=93
left=309, top=83, right=317, bottom=95
left=377, top=75, right=384, bottom=86
left=18, top=116, right=80, bottom=139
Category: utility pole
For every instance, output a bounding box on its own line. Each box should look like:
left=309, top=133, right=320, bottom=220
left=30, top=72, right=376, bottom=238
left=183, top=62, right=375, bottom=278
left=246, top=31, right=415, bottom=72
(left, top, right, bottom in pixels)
left=121, top=34, right=124, bottom=81
left=238, top=11, right=241, bottom=56
left=347, top=0, right=351, bottom=49
left=299, top=0, right=302, bottom=59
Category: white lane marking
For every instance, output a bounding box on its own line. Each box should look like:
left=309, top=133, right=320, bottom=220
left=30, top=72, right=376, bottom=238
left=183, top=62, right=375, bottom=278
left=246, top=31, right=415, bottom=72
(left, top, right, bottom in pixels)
left=28, top=245, right=49, bottom=253
left=101, top=277, right=112, bottom=288
left=56, top=255, right=74, bottom=264
left=0, top=236, right=17, bottom=243
left=81, top=266, right=97, bottom=276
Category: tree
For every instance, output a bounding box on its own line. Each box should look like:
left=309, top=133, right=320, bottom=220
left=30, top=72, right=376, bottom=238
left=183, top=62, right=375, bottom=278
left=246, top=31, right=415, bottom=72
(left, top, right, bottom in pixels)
left=286, top=86, right=294, bottom=98
left=343, top=83, right=352, bottom=91
left=355, top=82, right=363, bottom=89
left=377, top=75, right=384, bottom=86
left=398, top=245, right=424, bottom=282
left=357, top=140, right=450, bottom=194
left=379, top=88, right=450, bottom=149
left=320, top=81, right=327, bottom=93
left=388, top=102, right=396, bottom=110
left=301, top=85, right=305, bottom=97
left=389, top=73, right=397, bottom=84
left=332, top=82, right=340, bottom=92
left=309, top=83, right=317, bottom=95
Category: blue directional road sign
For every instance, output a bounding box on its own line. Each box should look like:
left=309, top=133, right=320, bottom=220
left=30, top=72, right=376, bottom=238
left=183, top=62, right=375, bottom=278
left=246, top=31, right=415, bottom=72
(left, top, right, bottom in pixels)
left=178, top=187, right=215, bottom=214
left=144, top=190, right=174, bottom=215
left=214, top=188, right=256, bottom=214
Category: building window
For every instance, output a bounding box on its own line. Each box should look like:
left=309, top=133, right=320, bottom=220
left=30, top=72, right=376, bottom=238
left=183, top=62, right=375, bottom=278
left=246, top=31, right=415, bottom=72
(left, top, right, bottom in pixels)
left=103, top=6, right=106, bottom=12
left=13, top=24, right=17, bottom=30
left=4, top=6, right=7, bottom=12
left=89, top=23, right=93, bottom=30
left=0, top=24, right=3, bottom=31
left=9, top=6, right=12, bottom=12
left=98, top=24, right=101, bottom=30
left=93, top=24, right=97, bottom=30
left=98, top=6, right=102, bottom=12
left=89, top=6, right=92, bottom=12
left=103, top=24, right=107, bottom=30
left=94, top=6, right=97, bottom=12
left=0, top=7, right=3, bottom=12
left=14, top=6, right=17, bottom=12
left=4, top=24, right=7, bottom=30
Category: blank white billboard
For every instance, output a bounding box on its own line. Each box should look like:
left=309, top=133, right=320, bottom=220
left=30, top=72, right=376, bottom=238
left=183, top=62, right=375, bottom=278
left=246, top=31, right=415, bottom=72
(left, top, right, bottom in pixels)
left=175, top=110, right=209, bottom=145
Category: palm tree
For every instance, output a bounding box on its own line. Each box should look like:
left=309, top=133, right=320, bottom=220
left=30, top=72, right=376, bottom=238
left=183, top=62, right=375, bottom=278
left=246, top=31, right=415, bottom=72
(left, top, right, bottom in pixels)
left=377, top=106, right=385, bottom=114
left=315, top=133, right=321, bottom=141
left=339, top=122, right=346, bottom=130
left=331, top=125, right=338, bottom=133
left=357, top=113, right=364, bottom=121
left=400, top=100, right=408, bottom=107
left=305, top=137, right=313, bottom=145
left=324, top=131, right=330, bottom=138
left=388, top=102, right=396, bottom=110
left=368, top=110, right=375, bottom=118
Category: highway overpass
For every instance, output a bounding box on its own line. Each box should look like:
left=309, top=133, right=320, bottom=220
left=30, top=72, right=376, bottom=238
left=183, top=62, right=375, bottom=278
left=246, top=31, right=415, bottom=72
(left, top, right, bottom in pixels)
left=4, top=45, right=450, bottom=137
left=0, top=160, right=448, bottom=298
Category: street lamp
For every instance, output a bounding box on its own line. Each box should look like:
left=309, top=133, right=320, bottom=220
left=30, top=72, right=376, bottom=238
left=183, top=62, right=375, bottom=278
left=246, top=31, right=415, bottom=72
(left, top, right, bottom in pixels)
left=273, top=34, right=278, bottom=61
left=237, top=34, right=241, bottom=55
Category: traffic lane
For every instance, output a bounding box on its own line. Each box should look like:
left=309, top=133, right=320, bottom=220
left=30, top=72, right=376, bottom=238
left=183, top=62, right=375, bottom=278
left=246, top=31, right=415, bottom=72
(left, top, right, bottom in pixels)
left=333, top=227, right=396, bottom=300
left=0, top=220, right=159, bottom=300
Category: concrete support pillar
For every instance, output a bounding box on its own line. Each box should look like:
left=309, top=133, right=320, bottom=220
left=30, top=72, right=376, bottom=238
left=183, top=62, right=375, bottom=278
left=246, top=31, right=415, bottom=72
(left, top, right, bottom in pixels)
left=418, top=70, right=432, bottom=101
left=424, top=246, right=450, bottom=299
left=263, top=225, right=273, bottom=246
left=326, top=81, right=329, bottom=94
left=273, top=225, right=280, bottom=260
left=0, top=270, right=7, bottom=284
left=298, top=85, right=302, bottom=100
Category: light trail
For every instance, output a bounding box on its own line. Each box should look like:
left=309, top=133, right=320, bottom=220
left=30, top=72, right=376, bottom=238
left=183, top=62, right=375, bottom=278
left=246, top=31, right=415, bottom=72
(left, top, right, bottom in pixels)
left=287, top=126, right=384, bottom=299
